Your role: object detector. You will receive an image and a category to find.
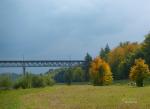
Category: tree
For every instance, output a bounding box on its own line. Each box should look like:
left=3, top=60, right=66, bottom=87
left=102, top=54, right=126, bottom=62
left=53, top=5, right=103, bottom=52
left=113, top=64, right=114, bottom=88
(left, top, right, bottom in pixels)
left=83, top=53, right=92, bottom=81
left=90, top=57, right=113, bottom=86
left=64, top=68, right=73, bottom=85
left=129, top=58, right=150, bottom=87
left=100, top=48, right=105, bottom=59
left=53, top=67, right=84, bottom=83
left=100, top=44, right=110, bottom=61
left=105, top=44, right=110, bottom=55
left=72, top=67, right=84, bottom=82
left=54, top=68, right=67, bottom=83
left=142, top=33, right=150, bottom=66
left=108, top=42, right=140, bottom=80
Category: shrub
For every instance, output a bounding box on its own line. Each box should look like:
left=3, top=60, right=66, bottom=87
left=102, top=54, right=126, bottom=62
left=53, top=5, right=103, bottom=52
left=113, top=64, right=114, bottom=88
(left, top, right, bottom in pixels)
left=13, top=73, right=55, bottom=89
left=0, top=75, right=12, bottom=89
left=14, top=75, right=44, bottom=89
left=13, top=73, right=32, bottom=89
left=32, top=75, right=46, bottom=88
left=43, top=74, right=55, bottom=86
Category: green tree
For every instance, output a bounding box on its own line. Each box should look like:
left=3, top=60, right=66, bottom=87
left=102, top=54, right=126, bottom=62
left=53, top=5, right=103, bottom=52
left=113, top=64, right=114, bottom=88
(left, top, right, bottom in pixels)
left=100, top=44, right=110, bottom=61
left=84, top=53, right=92, bottom=81
left=72, top=67, right=84, bottom=82
left=53, top=68, right=67, bottom=83
left=64, top=68, right=73, bottom=85
left=105, top=44, right=110, bottom=55
left=142, top=33, right=150, bottom=66
left=129, top=58, right=150, bottom=87
left=100, top=48, right=105, bottom=59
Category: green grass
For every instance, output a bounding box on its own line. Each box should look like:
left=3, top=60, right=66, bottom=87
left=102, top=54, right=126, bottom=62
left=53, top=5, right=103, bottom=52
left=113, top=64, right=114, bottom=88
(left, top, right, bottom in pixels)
left=1, top=83, right=150, bottom=109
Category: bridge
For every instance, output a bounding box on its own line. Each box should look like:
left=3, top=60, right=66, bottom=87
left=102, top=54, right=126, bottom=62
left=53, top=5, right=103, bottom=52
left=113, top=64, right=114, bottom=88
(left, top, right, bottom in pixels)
left=0, top=60, right=86, bottom=75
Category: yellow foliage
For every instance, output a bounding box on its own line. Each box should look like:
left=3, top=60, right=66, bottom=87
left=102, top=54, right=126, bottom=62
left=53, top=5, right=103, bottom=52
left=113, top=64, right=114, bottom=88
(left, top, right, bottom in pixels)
left=129, top=58, right=150, bottom=81
left=90, top=57, right=113, bottom=85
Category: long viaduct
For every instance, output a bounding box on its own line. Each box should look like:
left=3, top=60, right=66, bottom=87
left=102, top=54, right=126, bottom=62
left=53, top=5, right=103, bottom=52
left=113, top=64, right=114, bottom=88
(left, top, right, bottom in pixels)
left=0, top=60, right=86, bottom=75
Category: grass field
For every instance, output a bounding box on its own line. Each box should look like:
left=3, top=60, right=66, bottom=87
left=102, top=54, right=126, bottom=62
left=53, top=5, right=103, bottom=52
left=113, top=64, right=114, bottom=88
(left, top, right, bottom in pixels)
left=1, top=83, right=150, bottom=109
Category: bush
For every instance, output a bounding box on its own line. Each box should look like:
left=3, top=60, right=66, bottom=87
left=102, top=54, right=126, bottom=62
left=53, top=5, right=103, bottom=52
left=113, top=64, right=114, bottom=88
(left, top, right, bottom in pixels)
left=13, top=73, right=32, bottom=89
left=32, top=75, right=46, bottom=88
left=0, top=75, right=12, bottom=89
left=43, top=74, right=55, bottom=86
left=13, top=73, right=55, bottom=89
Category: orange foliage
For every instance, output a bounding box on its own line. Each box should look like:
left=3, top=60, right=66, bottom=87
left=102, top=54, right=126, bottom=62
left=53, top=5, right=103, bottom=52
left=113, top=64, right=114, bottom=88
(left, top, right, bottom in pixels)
left=108, top=42, right=140, bottom=66
left=90, top=57, right=113, bottom=85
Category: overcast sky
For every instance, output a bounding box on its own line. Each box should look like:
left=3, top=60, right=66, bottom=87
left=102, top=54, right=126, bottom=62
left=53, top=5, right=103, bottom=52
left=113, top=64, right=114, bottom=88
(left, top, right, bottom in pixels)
left=1, top=0, right=150, bottom=61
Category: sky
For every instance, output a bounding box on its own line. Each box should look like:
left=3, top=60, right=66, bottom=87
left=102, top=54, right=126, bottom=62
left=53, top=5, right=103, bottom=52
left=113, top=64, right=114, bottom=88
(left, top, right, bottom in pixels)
left=0, top=0, right=150, bottom=73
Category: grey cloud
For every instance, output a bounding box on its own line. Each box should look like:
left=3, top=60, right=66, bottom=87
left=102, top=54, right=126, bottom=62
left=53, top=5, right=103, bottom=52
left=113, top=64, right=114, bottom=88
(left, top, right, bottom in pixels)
left=0, top=0, right=150, bottom=60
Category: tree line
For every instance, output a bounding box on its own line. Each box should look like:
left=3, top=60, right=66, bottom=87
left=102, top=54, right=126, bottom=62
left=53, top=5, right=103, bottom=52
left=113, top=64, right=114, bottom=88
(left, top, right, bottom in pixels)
left=46, top=33, right=150, bottom=87
left=90, top=33, right=150, bottom=86
left=1, top=33, right=150, bottom=89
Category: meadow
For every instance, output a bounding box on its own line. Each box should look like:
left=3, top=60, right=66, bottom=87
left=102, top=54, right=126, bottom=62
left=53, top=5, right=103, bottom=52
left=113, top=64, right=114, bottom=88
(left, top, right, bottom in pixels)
left=1, top=82, right=150, bottom=109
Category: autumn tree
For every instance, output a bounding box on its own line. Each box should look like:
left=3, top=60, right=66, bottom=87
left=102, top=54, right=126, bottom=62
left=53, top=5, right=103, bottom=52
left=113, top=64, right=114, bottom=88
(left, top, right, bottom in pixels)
left=108, top=42, right=141, bottom=80
left=129, top=58, right=150, bottom=87
left=90, top=57, right=113, bottom=86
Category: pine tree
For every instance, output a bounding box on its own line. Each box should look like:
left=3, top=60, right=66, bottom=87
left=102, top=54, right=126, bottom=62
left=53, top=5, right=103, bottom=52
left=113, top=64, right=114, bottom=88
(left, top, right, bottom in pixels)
left=142, top=33, right=150, bottom=66
left=84, top=53, right=92, bottom=81
left=105, top=44, right=110, bottom=54
left=100, top=44, right=110, bottom=61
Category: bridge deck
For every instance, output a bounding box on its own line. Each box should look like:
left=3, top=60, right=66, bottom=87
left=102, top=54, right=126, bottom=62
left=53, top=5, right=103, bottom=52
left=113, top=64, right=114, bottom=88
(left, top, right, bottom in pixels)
left=0, top=60, right=86, bottom=67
